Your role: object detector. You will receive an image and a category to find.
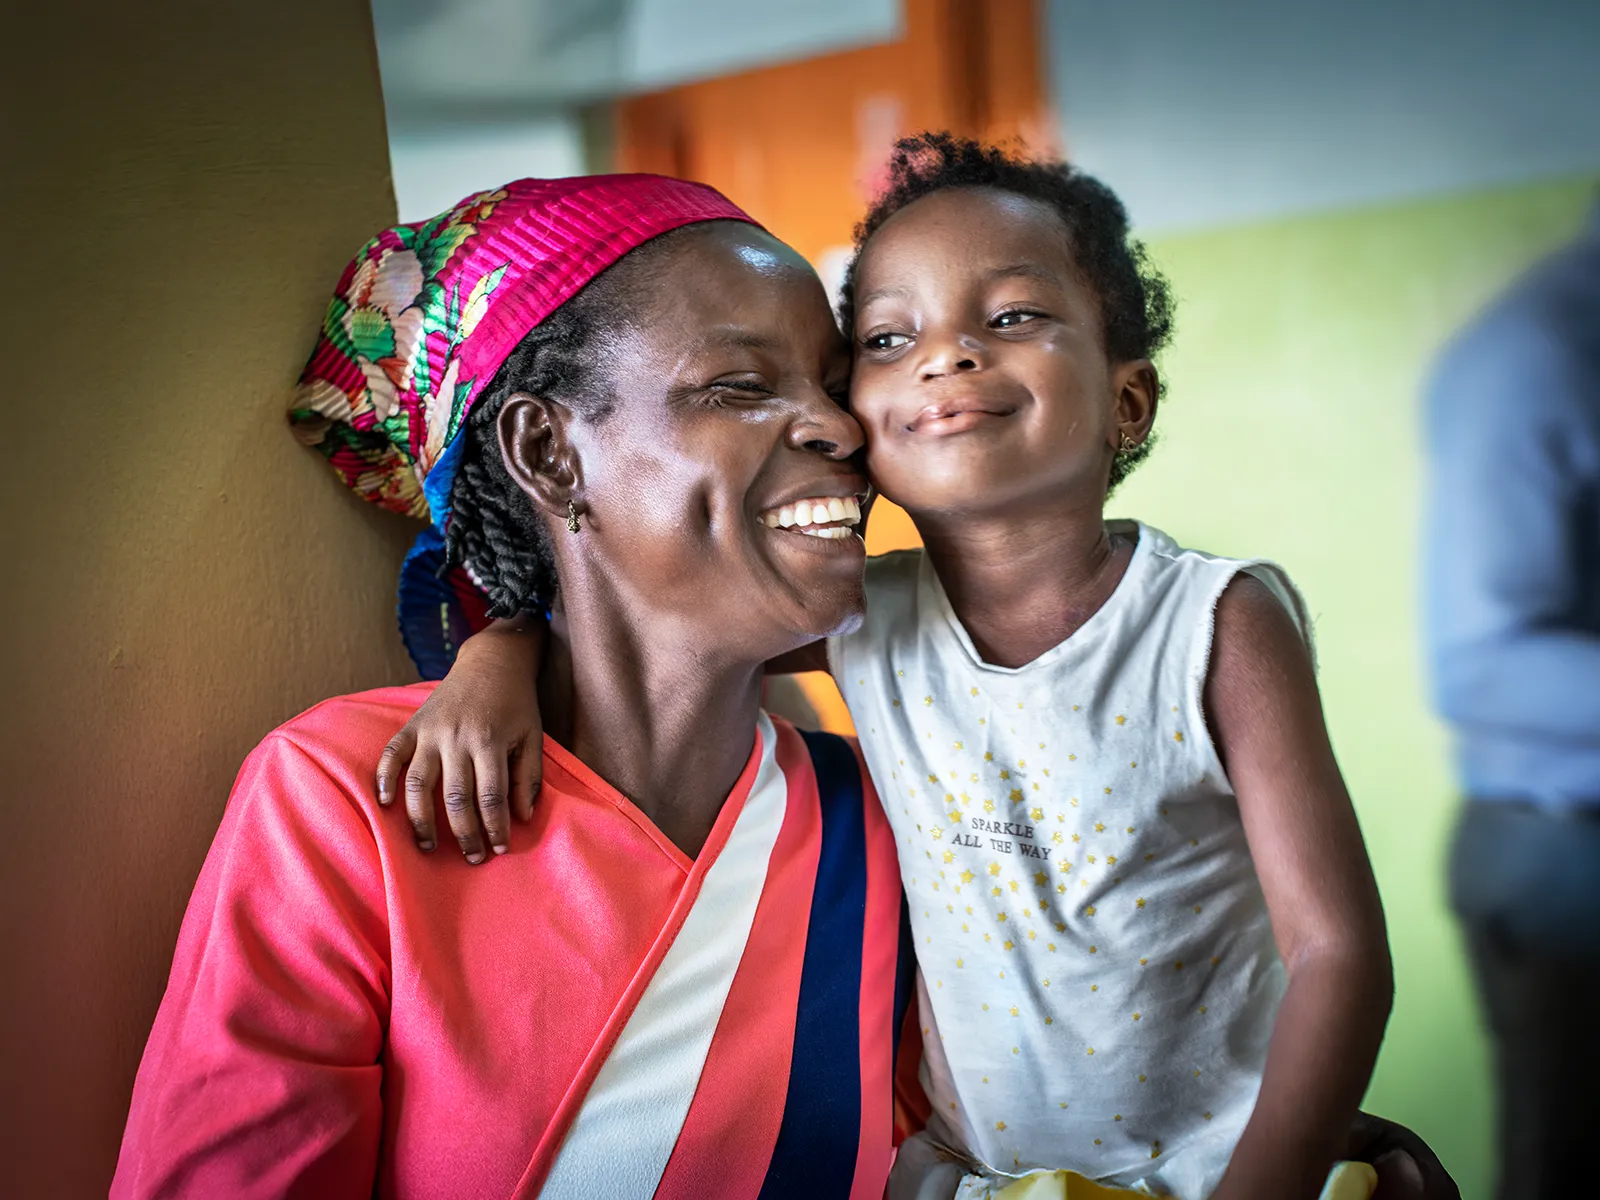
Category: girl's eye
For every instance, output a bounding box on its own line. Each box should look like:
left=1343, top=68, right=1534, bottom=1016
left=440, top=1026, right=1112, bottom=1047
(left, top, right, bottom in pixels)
left=862, top=331, right=911, bottom=352
left=992, top=309, right=1043, bottom=329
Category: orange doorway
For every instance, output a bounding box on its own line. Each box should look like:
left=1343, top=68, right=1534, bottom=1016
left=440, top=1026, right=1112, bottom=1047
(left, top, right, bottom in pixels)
left=613, top=0, right=1056, bottom=730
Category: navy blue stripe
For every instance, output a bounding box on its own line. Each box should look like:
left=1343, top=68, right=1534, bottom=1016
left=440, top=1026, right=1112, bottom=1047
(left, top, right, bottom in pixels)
left=758, top=730, right=868, bottom=1199
left=891, top=896, right=915, bottom=1062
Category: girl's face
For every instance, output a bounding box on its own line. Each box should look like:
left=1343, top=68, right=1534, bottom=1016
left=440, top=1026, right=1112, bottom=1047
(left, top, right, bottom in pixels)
left=847, top=187, right=1153, bottom=519
left=559, top=223, right=869, bottom=658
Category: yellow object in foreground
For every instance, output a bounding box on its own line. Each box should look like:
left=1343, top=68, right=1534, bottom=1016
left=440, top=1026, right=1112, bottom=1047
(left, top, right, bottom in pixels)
left=987, top=1160, right=1378, bottom=1200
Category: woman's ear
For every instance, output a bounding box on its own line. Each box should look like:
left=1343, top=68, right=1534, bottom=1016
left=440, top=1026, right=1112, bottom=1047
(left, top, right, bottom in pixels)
left=498, top=393, right=583, bottom=520
left=1109, top=359, right=1159, bottom=447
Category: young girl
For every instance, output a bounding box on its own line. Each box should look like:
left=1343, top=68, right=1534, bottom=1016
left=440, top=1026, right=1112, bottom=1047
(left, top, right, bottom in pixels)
left=380, top=135, right=1393, bottom=1200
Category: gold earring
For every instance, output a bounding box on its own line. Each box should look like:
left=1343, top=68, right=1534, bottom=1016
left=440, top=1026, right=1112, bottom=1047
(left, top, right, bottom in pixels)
left=1118, top=432, right=1140, bottom=453
left=566, top=500, right=581, bottom=534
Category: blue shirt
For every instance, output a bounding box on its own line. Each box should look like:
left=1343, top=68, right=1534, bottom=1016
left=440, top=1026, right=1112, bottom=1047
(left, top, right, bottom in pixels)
left=1423, top=204, right=1600, bottom=808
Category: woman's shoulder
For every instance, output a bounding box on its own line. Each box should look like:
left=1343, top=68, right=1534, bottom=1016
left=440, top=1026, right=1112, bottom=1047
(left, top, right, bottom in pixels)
left=228, top=683, right=439, bottom=826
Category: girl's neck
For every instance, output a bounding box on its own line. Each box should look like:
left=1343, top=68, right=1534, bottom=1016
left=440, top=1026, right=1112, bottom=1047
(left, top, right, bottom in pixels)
left=913, top=492, right=1135, bottom=669
left=538, top=596, right=767, bottom=861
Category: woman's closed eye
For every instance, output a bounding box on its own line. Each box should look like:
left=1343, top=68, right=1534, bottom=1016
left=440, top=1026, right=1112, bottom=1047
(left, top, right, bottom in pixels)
left=702, top=376, right=776, bottom=404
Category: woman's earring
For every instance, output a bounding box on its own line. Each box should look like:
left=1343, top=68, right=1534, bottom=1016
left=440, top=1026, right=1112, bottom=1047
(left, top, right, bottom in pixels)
left=1118, top=432, right=1140, bottom=453
left=566, top=500, right=581, bottom=534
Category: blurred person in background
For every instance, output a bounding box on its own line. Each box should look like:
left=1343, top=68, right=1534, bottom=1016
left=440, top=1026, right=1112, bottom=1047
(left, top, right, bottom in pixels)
left=1424, top=199, right=1600, bottom=1200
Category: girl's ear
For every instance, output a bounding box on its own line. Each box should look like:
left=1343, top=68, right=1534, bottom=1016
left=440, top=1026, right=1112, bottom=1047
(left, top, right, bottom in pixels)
left=1109, top=359, right=1159, bottom=449
left=498, top=393, right=584, bottom=521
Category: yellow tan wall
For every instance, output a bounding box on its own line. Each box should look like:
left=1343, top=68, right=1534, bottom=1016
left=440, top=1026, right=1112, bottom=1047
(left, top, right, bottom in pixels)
left=0, top=2, right=417, bottom=1192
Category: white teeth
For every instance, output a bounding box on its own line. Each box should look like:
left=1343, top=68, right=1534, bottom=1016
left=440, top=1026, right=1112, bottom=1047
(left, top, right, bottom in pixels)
left=759, top=496, right=864, bottom=530
left=799, top=526, right=856, bottom=540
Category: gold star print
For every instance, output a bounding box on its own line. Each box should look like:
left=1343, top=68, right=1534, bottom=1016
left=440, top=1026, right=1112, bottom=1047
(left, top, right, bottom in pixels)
left=1107, top=855, right=1118, bottom=866
left=1022, top=907, right=1032, bottom=917
left=996, top=1121, right=1007, bottom=1131
left=985, top=933, right=992, bottom=943
left=1114, top=1115, right=1123, bottom=1122
left=1136, top=898, right=1146, bottom=909
left=1174, top=732, right=1185, bottom=743
left=1091, top=984, right=1099, bottom=992
left=992, top=886, right=1003, bottom=897
left=987, top=862, right=1002, bottom=877
left=1008, top=880, right=1020, bottom=892
left=1034, top=870, right=1049, bottom=885
left=1045, top=1016, right=1053, bottom=1025
left=1072, top=834, right=1082, bottom=844
left=1194, top=905, right=1203, bottom=914
left=1033, top=783, right=1041, bottom=792
left=1004, top=939, right=1015, bottom=950
left=892, top=699, right=901, bottom=708
left=1104, top=787, right=1113, bottom=795
left=1010, top=1006, right=1019, bottom=1017
left=1212, top=956, right=1220, bottom=966
left=1094, top=821, right=1106, bottom=833
left=1089, top=945, right=1099, bottom=953
left=944, top=851, right=955, bottom=864
left=932, top=827, right=943, bottom=840
left=1057, top=884, right=1067, bottom=894
left=1010, top=788, right=1024, bottom=803
left=1030, top=806, right=1045, bottom=822
left=1133, top=1012, right=1142, bottom=1021
left=954, top=741, right=964, bottom=751
left=1086, top=1047, right=1095, bottom=1056
left=1087, top=854, right=1097, bottom=864
left=999, top=770, right=1011, bottom=782
left=1115, top=715, right=1127, bottom=725
left=997, top=912, right=1008, bottom=923
left=1052, top=832, right=1063, bottom=844
left=1027, top=930, right=1037, bottom=940
left=1138, top=1074, right=1146, bottom=1082
left=1151, top=1142, right=1162, bottom=1159
left=970, top=687, right=979, bottom=697
left=1127, top=825, right=1136, bottom=834
left=1048, top=942, right=1057, bottom=951
left=927, top=773, right=938, bottom=784
left=1055, top=921, right=1067, bottom=932
left=1140, top=957, right=1148, bottom=965
left=1068, top=754, right=1077, bottom=762
left=1085, top=905, right=1097, bottom=916
left=960, top=869, right=975, bottom=884
left=983, top=798, right=996, bottom=813
left=956, top=958, right=964, bottom=967
left=966, top=905, right=974, bottom=915
left=984, top=751, right=994, bottom=762
left=924, top=696, right=933, bottom=706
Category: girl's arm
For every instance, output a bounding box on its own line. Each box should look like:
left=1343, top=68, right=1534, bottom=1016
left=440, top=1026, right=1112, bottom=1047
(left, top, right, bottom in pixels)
left=376, top=614, right=548, bottom=863
left=375, top=617, right=830, bottom=862
left=1205, top=575, right=1394, bottom=1200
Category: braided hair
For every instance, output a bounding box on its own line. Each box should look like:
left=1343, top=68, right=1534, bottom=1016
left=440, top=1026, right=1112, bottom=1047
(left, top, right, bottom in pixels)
left=838, top=132, right=1175, bottom=491
left=444, top=226, right=691, bottom=618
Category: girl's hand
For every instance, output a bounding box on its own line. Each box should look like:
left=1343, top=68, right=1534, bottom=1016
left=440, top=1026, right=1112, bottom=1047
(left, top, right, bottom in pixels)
left=376, top=618, right=546, bottom=863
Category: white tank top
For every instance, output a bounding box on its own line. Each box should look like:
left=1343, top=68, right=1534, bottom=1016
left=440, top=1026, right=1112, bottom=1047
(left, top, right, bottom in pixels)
left=828, top=522, right=1311, bottom=1199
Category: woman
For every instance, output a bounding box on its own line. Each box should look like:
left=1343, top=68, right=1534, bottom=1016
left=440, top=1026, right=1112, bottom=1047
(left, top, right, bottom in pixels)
left=112, top=176, right=910, bottom=1198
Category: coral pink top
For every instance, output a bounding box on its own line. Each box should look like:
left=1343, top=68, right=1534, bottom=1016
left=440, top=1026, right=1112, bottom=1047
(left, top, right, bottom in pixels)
left=112, top=685, right=911, bottom=1199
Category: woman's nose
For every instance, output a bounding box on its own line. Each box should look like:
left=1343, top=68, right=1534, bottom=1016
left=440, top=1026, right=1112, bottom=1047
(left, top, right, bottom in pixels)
left=787, top=389, right=865, bottom=459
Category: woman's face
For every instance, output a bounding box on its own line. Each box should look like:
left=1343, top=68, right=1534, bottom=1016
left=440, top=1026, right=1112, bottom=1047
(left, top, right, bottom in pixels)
left=559, top=223, right=868, bottom=659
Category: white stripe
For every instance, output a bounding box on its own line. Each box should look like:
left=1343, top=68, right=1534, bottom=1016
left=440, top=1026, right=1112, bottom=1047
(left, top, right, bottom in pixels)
left=540, top=711, right=790, bottom=1199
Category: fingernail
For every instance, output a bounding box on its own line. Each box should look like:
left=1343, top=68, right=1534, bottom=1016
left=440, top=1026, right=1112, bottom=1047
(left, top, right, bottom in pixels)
left=418, top=840, right=435, bottom=852
left=493, top=844, right=509, bottom=856
left=467, top=852, right=485, bottom=865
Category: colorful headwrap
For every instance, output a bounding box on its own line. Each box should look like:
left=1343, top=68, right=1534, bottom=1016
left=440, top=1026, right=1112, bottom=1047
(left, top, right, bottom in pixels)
left=290, top=175, right=758, bottom=677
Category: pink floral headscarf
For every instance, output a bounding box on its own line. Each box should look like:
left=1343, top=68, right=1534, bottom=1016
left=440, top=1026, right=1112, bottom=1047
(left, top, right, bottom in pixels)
left=289, top=174, right=758, bottom=675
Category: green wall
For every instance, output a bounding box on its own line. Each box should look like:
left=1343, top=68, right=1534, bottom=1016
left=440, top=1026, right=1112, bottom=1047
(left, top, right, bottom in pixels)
left=1116, top=177, right=1597, bottom=1200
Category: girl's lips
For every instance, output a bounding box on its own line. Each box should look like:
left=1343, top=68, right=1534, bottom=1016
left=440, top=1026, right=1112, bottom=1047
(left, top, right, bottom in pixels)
left=906, top=397, right=1018, bottom=434
left=908, top=408, right=1012, bottom=435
